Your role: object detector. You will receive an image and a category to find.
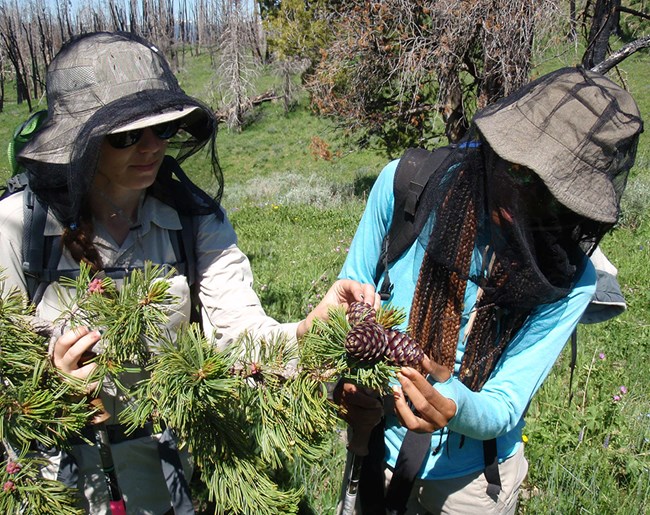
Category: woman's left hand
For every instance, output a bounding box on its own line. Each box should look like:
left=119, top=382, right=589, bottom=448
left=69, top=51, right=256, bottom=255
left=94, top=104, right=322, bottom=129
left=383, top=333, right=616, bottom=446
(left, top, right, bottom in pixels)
left=393, top=356, right=457, bottom=432
left=297, top=279, right=379, bottom=338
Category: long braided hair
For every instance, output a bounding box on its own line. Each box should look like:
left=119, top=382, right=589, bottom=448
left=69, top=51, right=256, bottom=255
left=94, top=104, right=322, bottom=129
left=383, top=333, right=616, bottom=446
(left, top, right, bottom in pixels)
left=409, top=130, right=610, bottom=392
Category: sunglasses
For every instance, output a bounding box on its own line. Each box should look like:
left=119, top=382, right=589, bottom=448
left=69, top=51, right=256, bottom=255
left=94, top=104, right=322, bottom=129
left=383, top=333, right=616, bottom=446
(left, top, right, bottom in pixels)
left=106, top=120, right=180, bottom=149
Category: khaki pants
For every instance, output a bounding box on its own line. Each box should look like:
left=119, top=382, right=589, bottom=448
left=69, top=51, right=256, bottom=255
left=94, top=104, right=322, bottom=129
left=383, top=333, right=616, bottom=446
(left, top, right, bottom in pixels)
left=338, top=444, right=528, bottom=515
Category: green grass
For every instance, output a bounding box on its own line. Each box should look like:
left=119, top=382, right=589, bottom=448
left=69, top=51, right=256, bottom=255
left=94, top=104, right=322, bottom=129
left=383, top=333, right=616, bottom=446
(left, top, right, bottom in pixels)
left=1, top=45, right=649, bottom=514
left=229, top=201, right=364, bottom=322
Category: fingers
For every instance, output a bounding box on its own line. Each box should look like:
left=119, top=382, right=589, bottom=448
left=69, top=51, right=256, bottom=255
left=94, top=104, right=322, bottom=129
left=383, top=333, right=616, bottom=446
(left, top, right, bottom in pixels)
left=333, top=279, right=380, bottom=309
left=357, top=283, right=381, bottom=310
left=393, top=367, right=457, bottom=432
left=297, top=280, right=379, bottom=338
left=393, top=385, right=434, bottom=432
left=52, top=326, right=101, bottom=379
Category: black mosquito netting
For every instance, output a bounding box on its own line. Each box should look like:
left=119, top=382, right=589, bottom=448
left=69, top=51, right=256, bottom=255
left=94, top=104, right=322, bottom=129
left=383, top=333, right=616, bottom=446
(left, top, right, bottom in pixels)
left=408, top=126, right=639, bottom=391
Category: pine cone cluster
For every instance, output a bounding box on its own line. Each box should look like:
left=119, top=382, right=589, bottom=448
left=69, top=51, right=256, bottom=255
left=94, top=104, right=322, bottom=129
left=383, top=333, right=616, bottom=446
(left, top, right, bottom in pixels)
left=345, top=302, right=425, bottom=368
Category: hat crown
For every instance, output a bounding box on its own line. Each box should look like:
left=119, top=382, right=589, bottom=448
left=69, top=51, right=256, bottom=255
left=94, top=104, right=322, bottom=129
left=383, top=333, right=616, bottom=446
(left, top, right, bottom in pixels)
left=509, top=69, right=640, bottom=165
left=474, top=67, right=643, bottom=223
left=46, top=32, right=180, bottom=118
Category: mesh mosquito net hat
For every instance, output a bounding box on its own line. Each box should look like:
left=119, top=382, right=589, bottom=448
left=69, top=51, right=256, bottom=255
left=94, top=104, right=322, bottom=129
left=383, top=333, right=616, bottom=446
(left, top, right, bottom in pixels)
left=18, top=31, right=223, bottom=225
left=409, top=67, right=643, bottom=391
left=474, top=66, right=643, bottom=224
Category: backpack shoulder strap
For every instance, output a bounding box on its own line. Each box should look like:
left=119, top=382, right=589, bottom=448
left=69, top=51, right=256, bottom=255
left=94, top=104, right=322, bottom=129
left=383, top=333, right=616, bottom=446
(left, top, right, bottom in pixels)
left=376, top=145, right=455, bottom=299
left=21, top=185, right=62, bottom=305
left=1, top=172, right=59, bottom=305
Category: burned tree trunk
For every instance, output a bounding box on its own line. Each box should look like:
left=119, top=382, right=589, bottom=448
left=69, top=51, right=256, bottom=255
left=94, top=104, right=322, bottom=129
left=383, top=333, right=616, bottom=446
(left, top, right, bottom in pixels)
left=583, top=0, right=621, bottom=69
left=0, top=6, right=32, bottom=110
left=218, top=0, right=256, bottom=131
left=590, top=35, right=650, bottom=74
left=23, top=21, right=43, bottom=102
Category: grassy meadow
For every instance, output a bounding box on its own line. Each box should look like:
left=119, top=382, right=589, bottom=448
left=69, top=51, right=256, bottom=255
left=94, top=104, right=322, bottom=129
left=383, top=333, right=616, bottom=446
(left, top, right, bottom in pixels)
left=1, top=44, right=649, bottom=514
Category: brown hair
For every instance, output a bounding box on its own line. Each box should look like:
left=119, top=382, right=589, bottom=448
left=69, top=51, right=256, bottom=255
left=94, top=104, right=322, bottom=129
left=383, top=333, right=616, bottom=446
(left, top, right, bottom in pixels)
left=409, top=166, right=477, bottom=374
left=61, top=202, right=103, bottom=273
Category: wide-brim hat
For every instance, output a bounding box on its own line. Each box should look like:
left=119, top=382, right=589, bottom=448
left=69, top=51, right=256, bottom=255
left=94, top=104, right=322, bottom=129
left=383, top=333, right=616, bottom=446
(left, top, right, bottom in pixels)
left=108, top=106, right=201, bottom=134
left=473, top=67, right=643, bottom=223
left=19, top=32, right=213, bottom=165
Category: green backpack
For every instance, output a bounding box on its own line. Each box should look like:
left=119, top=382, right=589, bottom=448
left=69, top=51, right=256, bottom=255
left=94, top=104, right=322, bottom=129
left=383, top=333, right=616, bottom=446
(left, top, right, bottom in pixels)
left=6, top=109, right=48, bottom=176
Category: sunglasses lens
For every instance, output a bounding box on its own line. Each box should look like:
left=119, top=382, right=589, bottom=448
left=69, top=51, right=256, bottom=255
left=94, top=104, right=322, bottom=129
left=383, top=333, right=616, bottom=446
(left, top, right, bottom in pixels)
left=152, top=121, right=180, bottom=140
left=106, top=129, right=143, bottom=149
left=106, top=121, right=181, bottom=149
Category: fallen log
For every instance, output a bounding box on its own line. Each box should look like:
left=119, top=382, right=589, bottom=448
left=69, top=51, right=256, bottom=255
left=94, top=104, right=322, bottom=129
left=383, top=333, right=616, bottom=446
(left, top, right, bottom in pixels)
left=215, top=90, right=283, bottom=122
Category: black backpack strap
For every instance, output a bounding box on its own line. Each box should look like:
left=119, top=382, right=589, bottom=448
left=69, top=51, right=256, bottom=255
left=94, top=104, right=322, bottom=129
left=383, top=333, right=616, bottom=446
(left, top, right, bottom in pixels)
left=358, top=420, right=388, bottom=513
left=22, top=187, right=62, bottom=305
left=377, top=235, right=393, bottom=301
left=483, top=438, right=502, bottom=497
left=175, top=213, right=203, bottom=325
left=384, top=430, right=433, bottom=513
left=375, top=146, right=455, bottom=299
left=30, top=235, right=63, bottom=306
left=176, top=213, right=197, bottom=288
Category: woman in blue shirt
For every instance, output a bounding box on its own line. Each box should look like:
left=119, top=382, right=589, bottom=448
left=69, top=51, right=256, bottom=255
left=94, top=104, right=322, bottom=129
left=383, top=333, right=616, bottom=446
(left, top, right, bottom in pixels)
left=337, top=67, right=643, bottom=514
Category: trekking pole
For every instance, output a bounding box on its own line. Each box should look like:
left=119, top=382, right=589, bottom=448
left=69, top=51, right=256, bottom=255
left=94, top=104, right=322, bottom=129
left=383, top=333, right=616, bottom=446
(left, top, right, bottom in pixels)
left=338, top=420, right=376, bottom=515
left=339, top=451, right=363, bottom=515
left=90, top=398, right=127, bottom=515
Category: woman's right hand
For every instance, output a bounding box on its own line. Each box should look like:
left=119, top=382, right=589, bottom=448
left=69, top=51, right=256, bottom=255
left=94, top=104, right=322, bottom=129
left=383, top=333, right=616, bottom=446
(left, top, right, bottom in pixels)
left=51, top=326, right=101, bottom=390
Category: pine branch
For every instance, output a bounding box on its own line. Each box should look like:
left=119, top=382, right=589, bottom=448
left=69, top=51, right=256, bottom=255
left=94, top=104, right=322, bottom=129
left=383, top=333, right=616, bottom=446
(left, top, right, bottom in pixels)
left=58, top=263, right=178, bottom=368
left=201, top=455, right=302, bottom=515
left=0, top=452, right=83, bottom=514
left=375, top=303, right=407, bottom=330
left=2, top=265, right=410, bottom=513
left=122, top=324, right=242, bottom=443
left=1, top=274, right=94, bottom=511
left=2, top=370, right=90, bottom=450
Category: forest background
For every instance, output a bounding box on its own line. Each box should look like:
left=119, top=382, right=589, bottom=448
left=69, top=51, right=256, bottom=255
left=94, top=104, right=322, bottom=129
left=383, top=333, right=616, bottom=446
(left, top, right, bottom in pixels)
left=0, top=0, right=648, bottom=513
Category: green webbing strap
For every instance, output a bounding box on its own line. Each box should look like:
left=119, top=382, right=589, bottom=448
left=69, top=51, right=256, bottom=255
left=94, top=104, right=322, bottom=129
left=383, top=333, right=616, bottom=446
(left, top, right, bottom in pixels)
left=7, top=110, right=47, bottom=174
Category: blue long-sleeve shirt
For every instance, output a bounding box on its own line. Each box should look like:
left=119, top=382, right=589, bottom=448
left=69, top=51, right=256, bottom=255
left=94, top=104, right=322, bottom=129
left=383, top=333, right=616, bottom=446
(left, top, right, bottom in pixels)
left=339, top=158, right=597, bottom=479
